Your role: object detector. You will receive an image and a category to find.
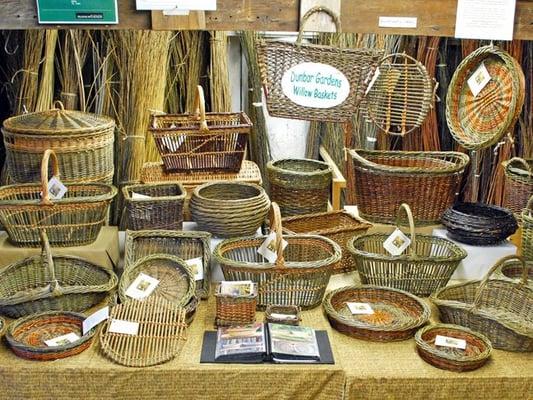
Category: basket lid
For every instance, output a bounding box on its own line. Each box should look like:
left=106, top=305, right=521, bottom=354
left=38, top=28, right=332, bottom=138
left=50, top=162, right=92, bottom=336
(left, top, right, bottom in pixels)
left=2, top=101, right=115, bottom=136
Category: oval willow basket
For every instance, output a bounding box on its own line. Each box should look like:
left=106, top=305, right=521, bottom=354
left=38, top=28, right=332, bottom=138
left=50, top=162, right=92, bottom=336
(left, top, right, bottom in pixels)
left=502, top=157, right=533, bottom=221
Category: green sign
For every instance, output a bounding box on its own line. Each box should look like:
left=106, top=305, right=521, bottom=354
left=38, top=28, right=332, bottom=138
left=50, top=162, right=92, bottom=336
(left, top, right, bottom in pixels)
left=37, top=0, right=118, bottom=24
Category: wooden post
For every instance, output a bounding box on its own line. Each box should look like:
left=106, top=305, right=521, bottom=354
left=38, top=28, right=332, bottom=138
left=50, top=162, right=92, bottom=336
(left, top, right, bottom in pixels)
left=320, top=146, right=346, bottom=210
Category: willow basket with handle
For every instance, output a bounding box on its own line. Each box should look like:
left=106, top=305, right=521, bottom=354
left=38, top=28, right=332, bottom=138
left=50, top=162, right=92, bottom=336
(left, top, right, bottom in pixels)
left=492, top=257, right=533, bottom=288
left=0, top=149, right=117, bottom=247
left=214, top=202, right=341, bottom=309
left=502, top=157, right=533, bottom=221
left=348, top=204, right=466, bottom=296
left=431, top=255, right=533, bottom=352
left=149, top=85, right=251, bottom=173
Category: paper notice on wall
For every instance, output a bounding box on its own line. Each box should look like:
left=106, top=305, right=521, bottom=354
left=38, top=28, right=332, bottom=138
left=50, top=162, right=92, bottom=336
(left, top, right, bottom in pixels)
left=176, top=0, right=216, bottom=10
left=455, top=0, right=516, bottom=41
left=136, top=0, right=179, bottom=10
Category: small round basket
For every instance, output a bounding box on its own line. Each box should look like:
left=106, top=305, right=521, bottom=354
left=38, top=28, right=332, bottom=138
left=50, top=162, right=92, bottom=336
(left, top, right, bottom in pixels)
left=415, top=324, right=492, bottom=372
left=5, top=311, right=96, bottom=361
left=190, top=181, right=270, bottom=238
left=323, top=285, right=430, bottom=342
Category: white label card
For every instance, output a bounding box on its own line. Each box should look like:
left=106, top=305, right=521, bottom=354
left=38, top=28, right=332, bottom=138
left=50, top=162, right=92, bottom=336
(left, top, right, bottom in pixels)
left=378, top=16, right=418, bottom=28
left=186, top=257, right=204, bottom=281
left=109, top=319, right=139, bottom=335
left=125, top=273, right=160, bottom=300
left=131, top=191, right=152, bottom=200
left=270, top=312, right=298, bottom=321
left=47, top=177, right=68, bottom=200
left=83, top=306, right=109, bottom=335
left=347, top=302, right=374, bottom=315
left=257, top=232, right=288, bottom=264
left=455, top=0, right=516, bottom=41
left=383, top=228, right=412, bottom=256
left=467, top=63, right=491, bottom=97
left=219, top=281, right=255, bottom=297
left=435, top=335, right=467, bottom=350
left=44, top=332, right=81, bottom=347
left=136, top=0, right=179, bottom=10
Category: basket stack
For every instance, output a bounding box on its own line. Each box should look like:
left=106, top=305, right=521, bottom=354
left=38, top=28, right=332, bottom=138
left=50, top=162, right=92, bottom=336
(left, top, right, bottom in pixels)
left=503, top=158, right=533, bottom=220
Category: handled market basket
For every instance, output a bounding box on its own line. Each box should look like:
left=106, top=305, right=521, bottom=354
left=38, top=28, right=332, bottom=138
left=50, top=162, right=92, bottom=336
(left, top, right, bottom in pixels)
left=431, top=255, right=533, bottom=352
left=0, top=231, right=118, bottom=318
left=256, top=6, right=383, bottom=122
left=215, top=283, right=257, bottom=327
left=503, top=157, right=533, bottom=220
left=349, top=149, right=469, bottom=224
left=214, top=202, right=341, bottom=309
left=348, top=203, right=467, bottom=296
left=0, top=149, right=117, bottom=247
left=520, top=196, right=533, bottom=261
left=492, top=257, right=533, bottom=288
left=149, top=85, right=251, bottom=173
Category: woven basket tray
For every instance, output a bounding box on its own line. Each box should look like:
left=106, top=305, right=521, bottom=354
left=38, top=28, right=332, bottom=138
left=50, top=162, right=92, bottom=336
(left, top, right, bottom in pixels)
left=431, top=255, right=533, bottom=352
left=415, top=324, right=492, bottom=372
left=215, top=283, right=257, bottom=327
left=323, top=285, right=430, bottom=342
left=264, top=304, right=301, bottom=326
left=503, top=158, right=533, bottom=221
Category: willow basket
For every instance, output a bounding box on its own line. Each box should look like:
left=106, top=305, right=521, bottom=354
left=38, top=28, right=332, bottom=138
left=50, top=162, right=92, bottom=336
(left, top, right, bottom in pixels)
left=150, top=86, right=251, bottom=173
left=125, top=230, right=211, bottom=299
left=431, top=255, right=533, bottom=352
left=502, top=158, right=533, bottom=221
left=0, top=149, right=117, bottom=247
left=214, top=203, right=341, bottom=309
left=521, top=196, right=533, bottom=261
left=267, top=158, right=332, bottom=217
left=349, top=149, right=469, bottom=224
left=2, top=101, right=114, bottom=184
left=493, top=257, right=533, bottom=288
left=0, top=316, right=5, bottom=337
left=265, top=304, right=301, bottom=326
left=215, top=283, right=257, bottom=327
left=348, top=204, right=466, bottom=296
left=323, top=285, right=430, bottom=342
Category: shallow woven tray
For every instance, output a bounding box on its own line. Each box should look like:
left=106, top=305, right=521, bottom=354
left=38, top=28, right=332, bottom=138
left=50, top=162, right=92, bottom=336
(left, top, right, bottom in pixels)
left=100, top=297, right=187, bottom=367
left=415, top=324, right=492, bottom=372
left=265, top=304, right=301, bottom=326
left=6, top=311, right=96, bottom=361
left=323, top=285, right=430, bottom=342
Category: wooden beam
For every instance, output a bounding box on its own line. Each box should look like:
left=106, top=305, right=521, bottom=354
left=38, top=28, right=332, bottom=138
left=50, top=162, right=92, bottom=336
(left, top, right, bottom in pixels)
left=320, top=145, right=346, bottom=211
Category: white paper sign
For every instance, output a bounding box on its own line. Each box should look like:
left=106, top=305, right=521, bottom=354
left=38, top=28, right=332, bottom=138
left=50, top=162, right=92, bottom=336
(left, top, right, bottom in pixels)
left=131, top=191, right=152, bottom=200
left=47, top=177, right=68, bottom=200
left=219, top=281, right=255, bottom=297
left=378, top=16, right=418, bottom=28
left=109, top=319, right=139, bottom=335
left=346, top=302, right=375, bottom=315
left=83, top=306, right=109, bottom=335
left=435, top=335, right=467, bottom=350
left=186, top=257, right=204, bottom=281
left=125, top=273, right=160, bottom=300
left=467, top=63, right=491, bottom=97
left=44, top=332, right=81, bottom=347
left=455, top=0, right=516, bottom=41
left=136, top=0, right=178, bottom=10
left=257, top=231, right=288, bottom=263
left=383, top=228, right=411, bottom=256
left=281, top=62, right=350, bottom=109
left=176, top=0, right=216, bottom=10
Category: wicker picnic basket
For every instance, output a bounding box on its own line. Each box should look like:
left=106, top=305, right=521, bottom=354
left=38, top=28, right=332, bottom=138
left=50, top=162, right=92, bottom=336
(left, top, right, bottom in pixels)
left=122, top=182, right=186, bottom=230
left=0, top=231, right=117, bottom=318
left=190, top=181, right=270, bottom=238
left=446, top=45, right=525, bottom=150
left=257, top=6, right=383, bottom=122
left=214, top=203, right=341, bottom=309
left=149, top=86, right=251, bottom=173
left=215, top=283, right=257, bottom=327
left=0, top=149, right=117, bottom=247
left=431, top=255, right=533, bottom=352
left=265, top=304, right=301, bottom=326
left=323, top=285, right=430, bottom=342
left=414, top=324, right=492, bottom=372
left=118, top=255, right=195, bottom=307
left=348, top=204, right=467, bottom=296
left=282, top=210, right=372, bottom=273
left=2, top=101, right=114, bottom=184
left=125, top=230, right=212, bottom=299
left=5, top=311, right=96, bottom=361
left=267, top=158, right=332, bottom=217
left=349, top=149, right=469, bottom=224
left=493, top=257, right=533, bottom=288
left=503, top=157, right=533, bottom=220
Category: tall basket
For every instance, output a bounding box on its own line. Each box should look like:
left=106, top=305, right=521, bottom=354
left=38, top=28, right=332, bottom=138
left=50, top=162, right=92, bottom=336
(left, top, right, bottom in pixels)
left=503, top=157, right=533, bottom=221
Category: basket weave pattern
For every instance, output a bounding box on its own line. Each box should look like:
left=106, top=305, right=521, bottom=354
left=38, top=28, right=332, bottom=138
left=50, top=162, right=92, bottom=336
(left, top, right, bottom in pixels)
left=503, top=158, right=533, bottom=220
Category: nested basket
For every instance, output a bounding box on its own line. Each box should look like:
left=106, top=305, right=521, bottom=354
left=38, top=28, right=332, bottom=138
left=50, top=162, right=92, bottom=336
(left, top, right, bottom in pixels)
left=267, top=158, right=332, bottom=217
left=149, top=86, right=251, bottom=173
left=0, top=231, right=118, bottom=318
left=349, top=204, right=466, bottom=296
left=323, top=285, right=430, bottom=342
left=431, top=255, right=533, bottom=352
left=190, top=181, right=270, bottom=238
left=349, top=149, right=469, bottom=224
left=446, top=45, right=525, bottom=150
left=214, top=203, right=341, bottom=309
left=265, top=304, right=301, bottom=326
left=502, top=157, right=533, bottom=220
left=1, top=101, right=115, bottom=184
left=257, top=6, right=383, bottom=122
left=122, top=182, right=186, bottom=230
left=415, top=324, right=492, bottom=372
left=0, top=149, right=117, bottom=247
left=5, top=311, right=96, bottom=361
left=215, top=283, right=257, bottom=327
left=125, top=230, right=211, bottom=299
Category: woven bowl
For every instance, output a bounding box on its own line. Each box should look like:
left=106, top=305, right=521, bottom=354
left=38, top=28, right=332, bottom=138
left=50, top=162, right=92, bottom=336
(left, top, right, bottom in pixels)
left=415, top=324, right=492, bottom=372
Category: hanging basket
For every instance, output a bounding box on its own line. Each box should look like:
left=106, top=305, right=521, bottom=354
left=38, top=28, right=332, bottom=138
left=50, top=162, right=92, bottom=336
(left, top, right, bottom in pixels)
left=502, top=157, right=533, bottom=221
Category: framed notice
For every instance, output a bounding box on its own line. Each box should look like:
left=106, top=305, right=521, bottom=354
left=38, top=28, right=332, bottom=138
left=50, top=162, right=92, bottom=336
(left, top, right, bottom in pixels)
left=36, top=0, right=119, bottom=24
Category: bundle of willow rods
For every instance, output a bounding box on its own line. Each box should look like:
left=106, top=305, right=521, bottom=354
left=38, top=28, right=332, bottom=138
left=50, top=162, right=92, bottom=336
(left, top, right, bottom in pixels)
left=209, top=31, right=232, bottom=112
left=35, top=30, right=58, bottom=112
left=14, top=30, right=45, bottom=114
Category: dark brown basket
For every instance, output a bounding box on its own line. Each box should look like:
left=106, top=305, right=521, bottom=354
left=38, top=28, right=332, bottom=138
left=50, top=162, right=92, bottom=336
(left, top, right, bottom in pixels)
left=215, top=283, right=257, bottom=327
left=502, top=157, right=533, bottom=221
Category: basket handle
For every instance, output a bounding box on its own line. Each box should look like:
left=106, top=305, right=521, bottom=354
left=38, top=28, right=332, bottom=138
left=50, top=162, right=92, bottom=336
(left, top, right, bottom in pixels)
left=395, top=203, right=416, bottom=256
left=472, top=255, right=530, bottom=310
left=269, top=202, right=286, bottom=268
left=40, top=149, right=61, bottom=206
left=297, top=6, right=341, bottom=45
left=505, top=157, right=532, bottom=175
left=192, top=85, right=209, bottom=133
left=53, top=100, right=65, bottom=111
left=40, top=230, right=62, bottom=297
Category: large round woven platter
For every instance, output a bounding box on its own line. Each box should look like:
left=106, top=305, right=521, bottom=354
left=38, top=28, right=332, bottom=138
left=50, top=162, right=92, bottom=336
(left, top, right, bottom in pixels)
left=323, top=285, right=430, bottom=342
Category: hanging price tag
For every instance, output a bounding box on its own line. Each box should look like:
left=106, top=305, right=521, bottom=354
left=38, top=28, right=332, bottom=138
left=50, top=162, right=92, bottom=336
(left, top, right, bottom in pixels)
left=383, top=228, right=411, bottom=256
left=346, top=302, right=374, bottom=315
left=47, top=177, right=68, bottom=200
left=186, top=257, right=204, bottom=281
left=257, top=231, right=288, bottom=263
left=44, top=332, right=81, bottom=347
left=83, top=306, right=109, bottom=335
left=435, top=335, right=467, bottom=349
left=467, top=63, right=491, bottom=97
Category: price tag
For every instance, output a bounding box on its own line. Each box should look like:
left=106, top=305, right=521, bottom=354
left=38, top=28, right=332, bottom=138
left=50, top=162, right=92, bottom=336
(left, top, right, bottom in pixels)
left=270, top=312, right=298, bottom=321
left=125, top=273, right=159, bottom=300
left=186, top=257, right=204, bottom=281
left=435, top=335, right=467, bottom=350
left=365, top=68, right=381, bottom=95
left=47, top=177, right=68, bottom=200
left=383, top=228, right=411, bottom=256
left=346, top=302, right=374, bottom=315
left=378, top=16, right=418, bottom=28
left=467, top=63, right=491, bottom=97
left=131, top=192, right=152, bottom=200
left=219, top=281, right=255, bottom=297
left=257, top=231, right=288, bottom=264
left=109, top=319, right=139, bottom=335
left=44, top=332, right=81, bottom=347
left=83, top=306, right=109, bottom=335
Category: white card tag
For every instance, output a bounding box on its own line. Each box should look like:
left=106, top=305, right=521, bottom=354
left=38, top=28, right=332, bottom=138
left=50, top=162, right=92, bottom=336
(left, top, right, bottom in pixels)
left=467, top=63, right=491, bottom=97
left=186, top=257, right=204, bottom=281
left=270, top=312, right=298, bottom=321
left=109, top=319, right=139, bottom=335
left=131, top=191, right=152, bottom=200
left=365, top=68, right=381, bottom=95
left=44, top=332, right=81, bottom=347
left=125, top=273, right=159, bottom=300
left=383, top=228, right=411, bottom=256
left=47, top=177, right=68, bottom=200
left=435, top=335, right=467, bottom=350
left=219, top=281, right=255, bottom=297
left=347, top=302, right=375, bottom=315
left=378, top=16, right=418, bottom=28
left=258, top=232, right=288, bottom=263
left=83, top=306, right=109, bottom=335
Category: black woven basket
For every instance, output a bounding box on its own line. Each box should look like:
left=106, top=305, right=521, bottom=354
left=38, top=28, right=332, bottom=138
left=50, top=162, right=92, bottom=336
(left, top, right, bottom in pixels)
left=441, top=203, right=518, bottom=245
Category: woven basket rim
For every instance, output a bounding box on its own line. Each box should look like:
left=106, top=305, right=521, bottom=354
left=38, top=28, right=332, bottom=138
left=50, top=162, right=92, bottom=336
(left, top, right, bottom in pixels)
left=445, top=202, right=515, bottom=220
left=502, top=158, right=533, bottom=182
left=281, top=210, right=372, bottom=236
left=257, top=38, right=383, bottom=55
left=122, top=181, right=186, bottom=202
left=149, top=111, right=252, bottom=132
left=193, top=181, right=267, bottom=203
left=267, top=158, right=332, bottom=177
